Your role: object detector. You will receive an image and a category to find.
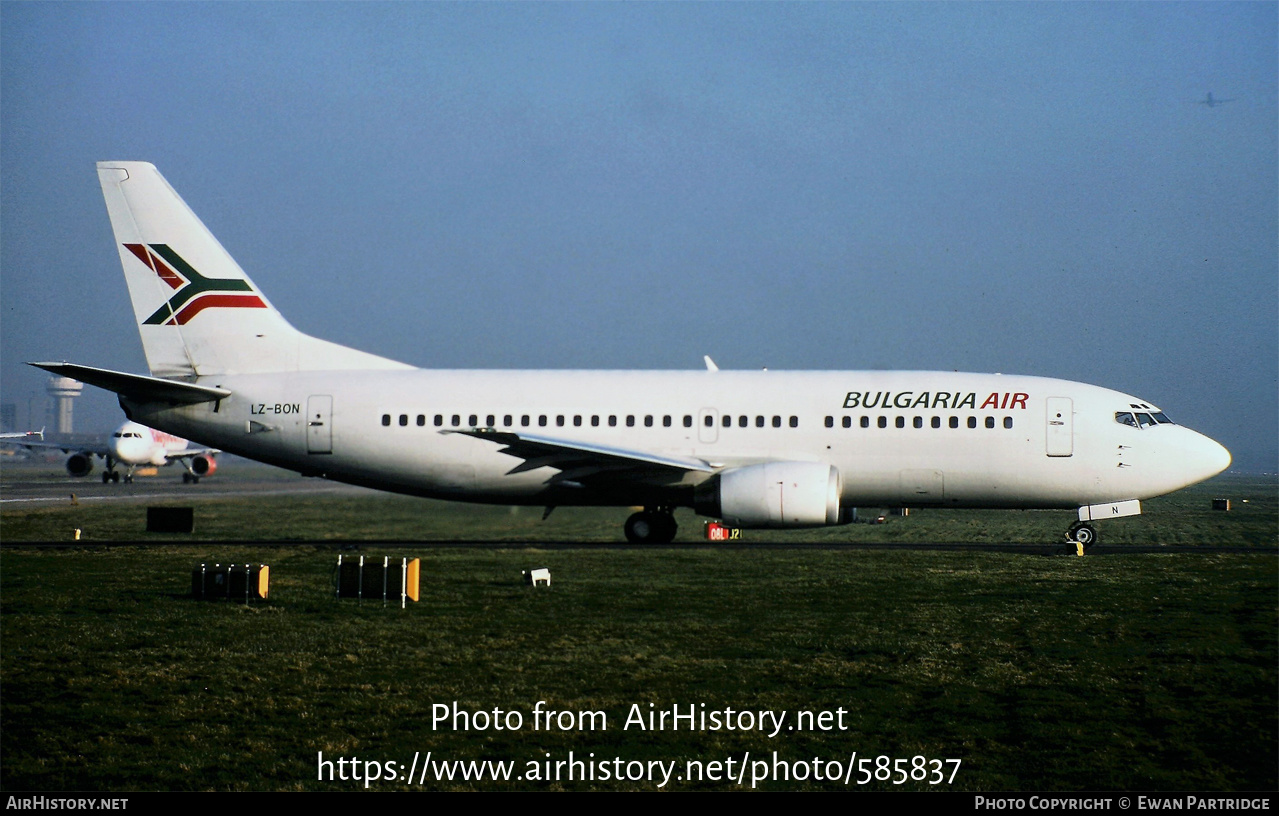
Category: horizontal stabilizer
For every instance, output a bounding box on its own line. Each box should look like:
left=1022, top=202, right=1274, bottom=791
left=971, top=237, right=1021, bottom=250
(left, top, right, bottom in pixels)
left=27, top=362, right=230, bottom=404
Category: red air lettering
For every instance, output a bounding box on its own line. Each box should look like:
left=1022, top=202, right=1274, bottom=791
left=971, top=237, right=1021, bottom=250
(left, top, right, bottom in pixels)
left=981, top=392, right=1031, bottom=410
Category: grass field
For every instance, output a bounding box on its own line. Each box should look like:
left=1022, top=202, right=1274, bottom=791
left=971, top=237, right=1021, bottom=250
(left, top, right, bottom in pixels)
left=2, top=468, right=1275, bottom=791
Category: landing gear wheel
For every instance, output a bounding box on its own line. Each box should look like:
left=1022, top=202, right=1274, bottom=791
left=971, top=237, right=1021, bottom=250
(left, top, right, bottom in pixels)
left=102, top=472, right=111, bottom=484
left=624, top=510, right=678, bottom=544
left=123, top=473, right=133, bottom=484
left=110, top=471, right=120, bottom=483
left=182, top=473, right=192, bottom=484
left=1067, top=522, right=1098, bottom=550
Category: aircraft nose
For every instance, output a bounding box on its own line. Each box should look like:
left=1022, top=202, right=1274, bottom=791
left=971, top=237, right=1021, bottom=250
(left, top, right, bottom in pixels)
left=1184, top=431, right=1231, bottom=483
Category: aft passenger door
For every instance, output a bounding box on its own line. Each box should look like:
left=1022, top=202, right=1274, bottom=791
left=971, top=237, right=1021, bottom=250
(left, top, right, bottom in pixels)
left=307, top=395, right=333, bottom=454
left=1045, top=397, right=1073, bottom=457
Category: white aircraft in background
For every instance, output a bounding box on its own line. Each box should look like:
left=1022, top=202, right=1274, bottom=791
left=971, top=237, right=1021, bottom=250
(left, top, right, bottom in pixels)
left=0, top=429, right=43, bottom=440
left=8, top=419, right=218, bottom=484
left=31, top=162, right=1230, bottom=546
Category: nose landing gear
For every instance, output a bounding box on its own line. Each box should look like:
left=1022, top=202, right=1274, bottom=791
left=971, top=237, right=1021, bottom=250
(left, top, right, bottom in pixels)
left=1067, top=521, right=1098, bottom=550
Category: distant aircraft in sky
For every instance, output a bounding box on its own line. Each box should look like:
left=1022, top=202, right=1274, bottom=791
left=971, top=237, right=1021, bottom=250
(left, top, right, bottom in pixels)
left=30, top=162, right=1231, bottom=547
left=1198, top=92, right=1235, bottom=108
left=7, top=419, right=218, bottom=483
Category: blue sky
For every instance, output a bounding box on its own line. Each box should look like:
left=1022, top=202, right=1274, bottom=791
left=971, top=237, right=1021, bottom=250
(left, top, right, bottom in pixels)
left=2, top=2, right=1276, bottom=470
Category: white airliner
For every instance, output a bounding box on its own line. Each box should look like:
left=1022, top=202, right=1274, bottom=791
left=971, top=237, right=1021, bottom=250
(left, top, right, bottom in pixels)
left=7, top=419, right=218, bottom=484
left=30, top=162, right=1230, bottom=546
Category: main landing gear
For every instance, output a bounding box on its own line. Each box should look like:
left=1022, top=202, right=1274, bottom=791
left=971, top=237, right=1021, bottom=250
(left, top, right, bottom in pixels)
left=624, top=508, right=678, bottom=544
left=1066, top=521, right=1098, bottom=550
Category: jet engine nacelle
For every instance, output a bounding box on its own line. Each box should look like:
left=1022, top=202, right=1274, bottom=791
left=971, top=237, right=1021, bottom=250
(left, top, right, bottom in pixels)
left=65, top=452, right=94, bottom=478
left=190, top=454, right=217, bottom=477
left=694, top=461, right=845, bottom=528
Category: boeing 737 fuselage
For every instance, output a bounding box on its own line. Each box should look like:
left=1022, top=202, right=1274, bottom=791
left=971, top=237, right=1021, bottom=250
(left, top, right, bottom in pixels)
left=31, top=163, right=1231, bottom=545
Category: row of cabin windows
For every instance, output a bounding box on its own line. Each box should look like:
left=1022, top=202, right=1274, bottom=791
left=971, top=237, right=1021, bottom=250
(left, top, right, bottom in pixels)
left=378, top=412, right=1012, bottom=431
left=380, top=413, right=802, bottom=429
left=825, top=415, right=1015, bottom=430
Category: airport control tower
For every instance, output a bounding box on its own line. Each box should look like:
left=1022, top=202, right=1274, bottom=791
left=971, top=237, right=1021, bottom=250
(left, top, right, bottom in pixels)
left=46, top=376, right=83, bottom=435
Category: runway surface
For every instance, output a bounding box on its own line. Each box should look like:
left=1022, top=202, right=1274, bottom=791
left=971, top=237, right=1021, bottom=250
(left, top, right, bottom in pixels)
left=0, top=457, right=374, bottom=505
left=3, top=457, right=1271, bottom=554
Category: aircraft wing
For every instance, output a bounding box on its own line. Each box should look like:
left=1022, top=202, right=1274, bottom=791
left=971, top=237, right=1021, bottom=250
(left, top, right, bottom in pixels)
left=444, top=428, right=714, bottom=486
left=2, top=438, right=109, bottom=457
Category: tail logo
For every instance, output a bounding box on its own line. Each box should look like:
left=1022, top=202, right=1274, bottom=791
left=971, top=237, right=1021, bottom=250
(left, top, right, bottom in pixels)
left=124, top=243, right=267, bottom=325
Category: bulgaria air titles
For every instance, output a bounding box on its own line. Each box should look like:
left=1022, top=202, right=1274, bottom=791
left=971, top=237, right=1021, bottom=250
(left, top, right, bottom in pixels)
left=842, top=391, right=1030, bottom=411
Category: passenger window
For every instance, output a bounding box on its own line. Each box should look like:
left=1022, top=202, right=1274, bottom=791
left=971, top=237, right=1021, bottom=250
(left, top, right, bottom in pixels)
left=627, top=415, right=636, bottom=427
left=861, top=416, right=869, bottom=428
left=468, top=414, right=478, bottom=427
left=878, top=416, right=887, bottom=429
left=382, top=414, right=391, bottom=427
left=399, top=414, right=408, bottom=426
left=895, top=417, right=905, bottom=429
left=913, top=417, right=923, bottom=429
left=574, top=415, right=583, bottom=427
left=663, top=415, right=672, bottom=427
left=487, top=414, right=495, bottom=427
left=772, top=416, right=782, bottom=428
left=504, top=415, right=513, bottom=427
left=452, top=415, right=462, bottom=427
left=722, top=415, right=731, bottom=428
left=705, top=415, right=714, bottom=427
left=1115, top=412, right=1138, bottom=427
left=825, top=416, right=834, bottom=428
left=684, top=415, right=693, bottom=428
left=739, top=415, right=748, bottom=427
left=592, top=416, right=600, bottom=427
left=967, top=417, right=977, bottom=429
left=609, top=415, right=618, bottom=427
left=1004, top=417, right=1013, bottom=429
left=435, top=415, right=444, bottom=427
left=521, top=415, right=530, bottom=427
left=538, top=415, right=548, bottom=427
left=556, top=415, right=565, bottom=427
left=417, top=415, right=426, bottom=426
left=644, top=415, right=653, bottom=427
left=843, top=416, right=852, bottom=429
left=985, top=416, right=995, bottom=429
left=931, top=417, right=940, bottom=429
left=789, top=416, right=798, bottom=428
left=756, top=416, right=765, bottom=428
left=949, top=416, right=959, bottom=429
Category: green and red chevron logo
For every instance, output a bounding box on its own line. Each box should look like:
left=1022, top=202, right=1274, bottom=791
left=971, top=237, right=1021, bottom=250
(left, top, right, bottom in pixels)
left=124, top=243, right=266, bottom=325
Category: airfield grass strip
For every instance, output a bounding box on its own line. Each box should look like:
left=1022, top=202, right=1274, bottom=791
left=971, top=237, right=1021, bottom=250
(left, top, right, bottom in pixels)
left=1, top=545, right=1274, bottom=791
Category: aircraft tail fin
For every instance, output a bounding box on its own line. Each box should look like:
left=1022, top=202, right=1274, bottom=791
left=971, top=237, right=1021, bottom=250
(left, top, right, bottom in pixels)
left=97, top=162, right=411, bottom=378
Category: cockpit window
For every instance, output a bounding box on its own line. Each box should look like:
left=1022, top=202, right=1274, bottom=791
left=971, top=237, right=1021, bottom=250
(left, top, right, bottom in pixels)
left=1117, top=410, right=1174, bottom=428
